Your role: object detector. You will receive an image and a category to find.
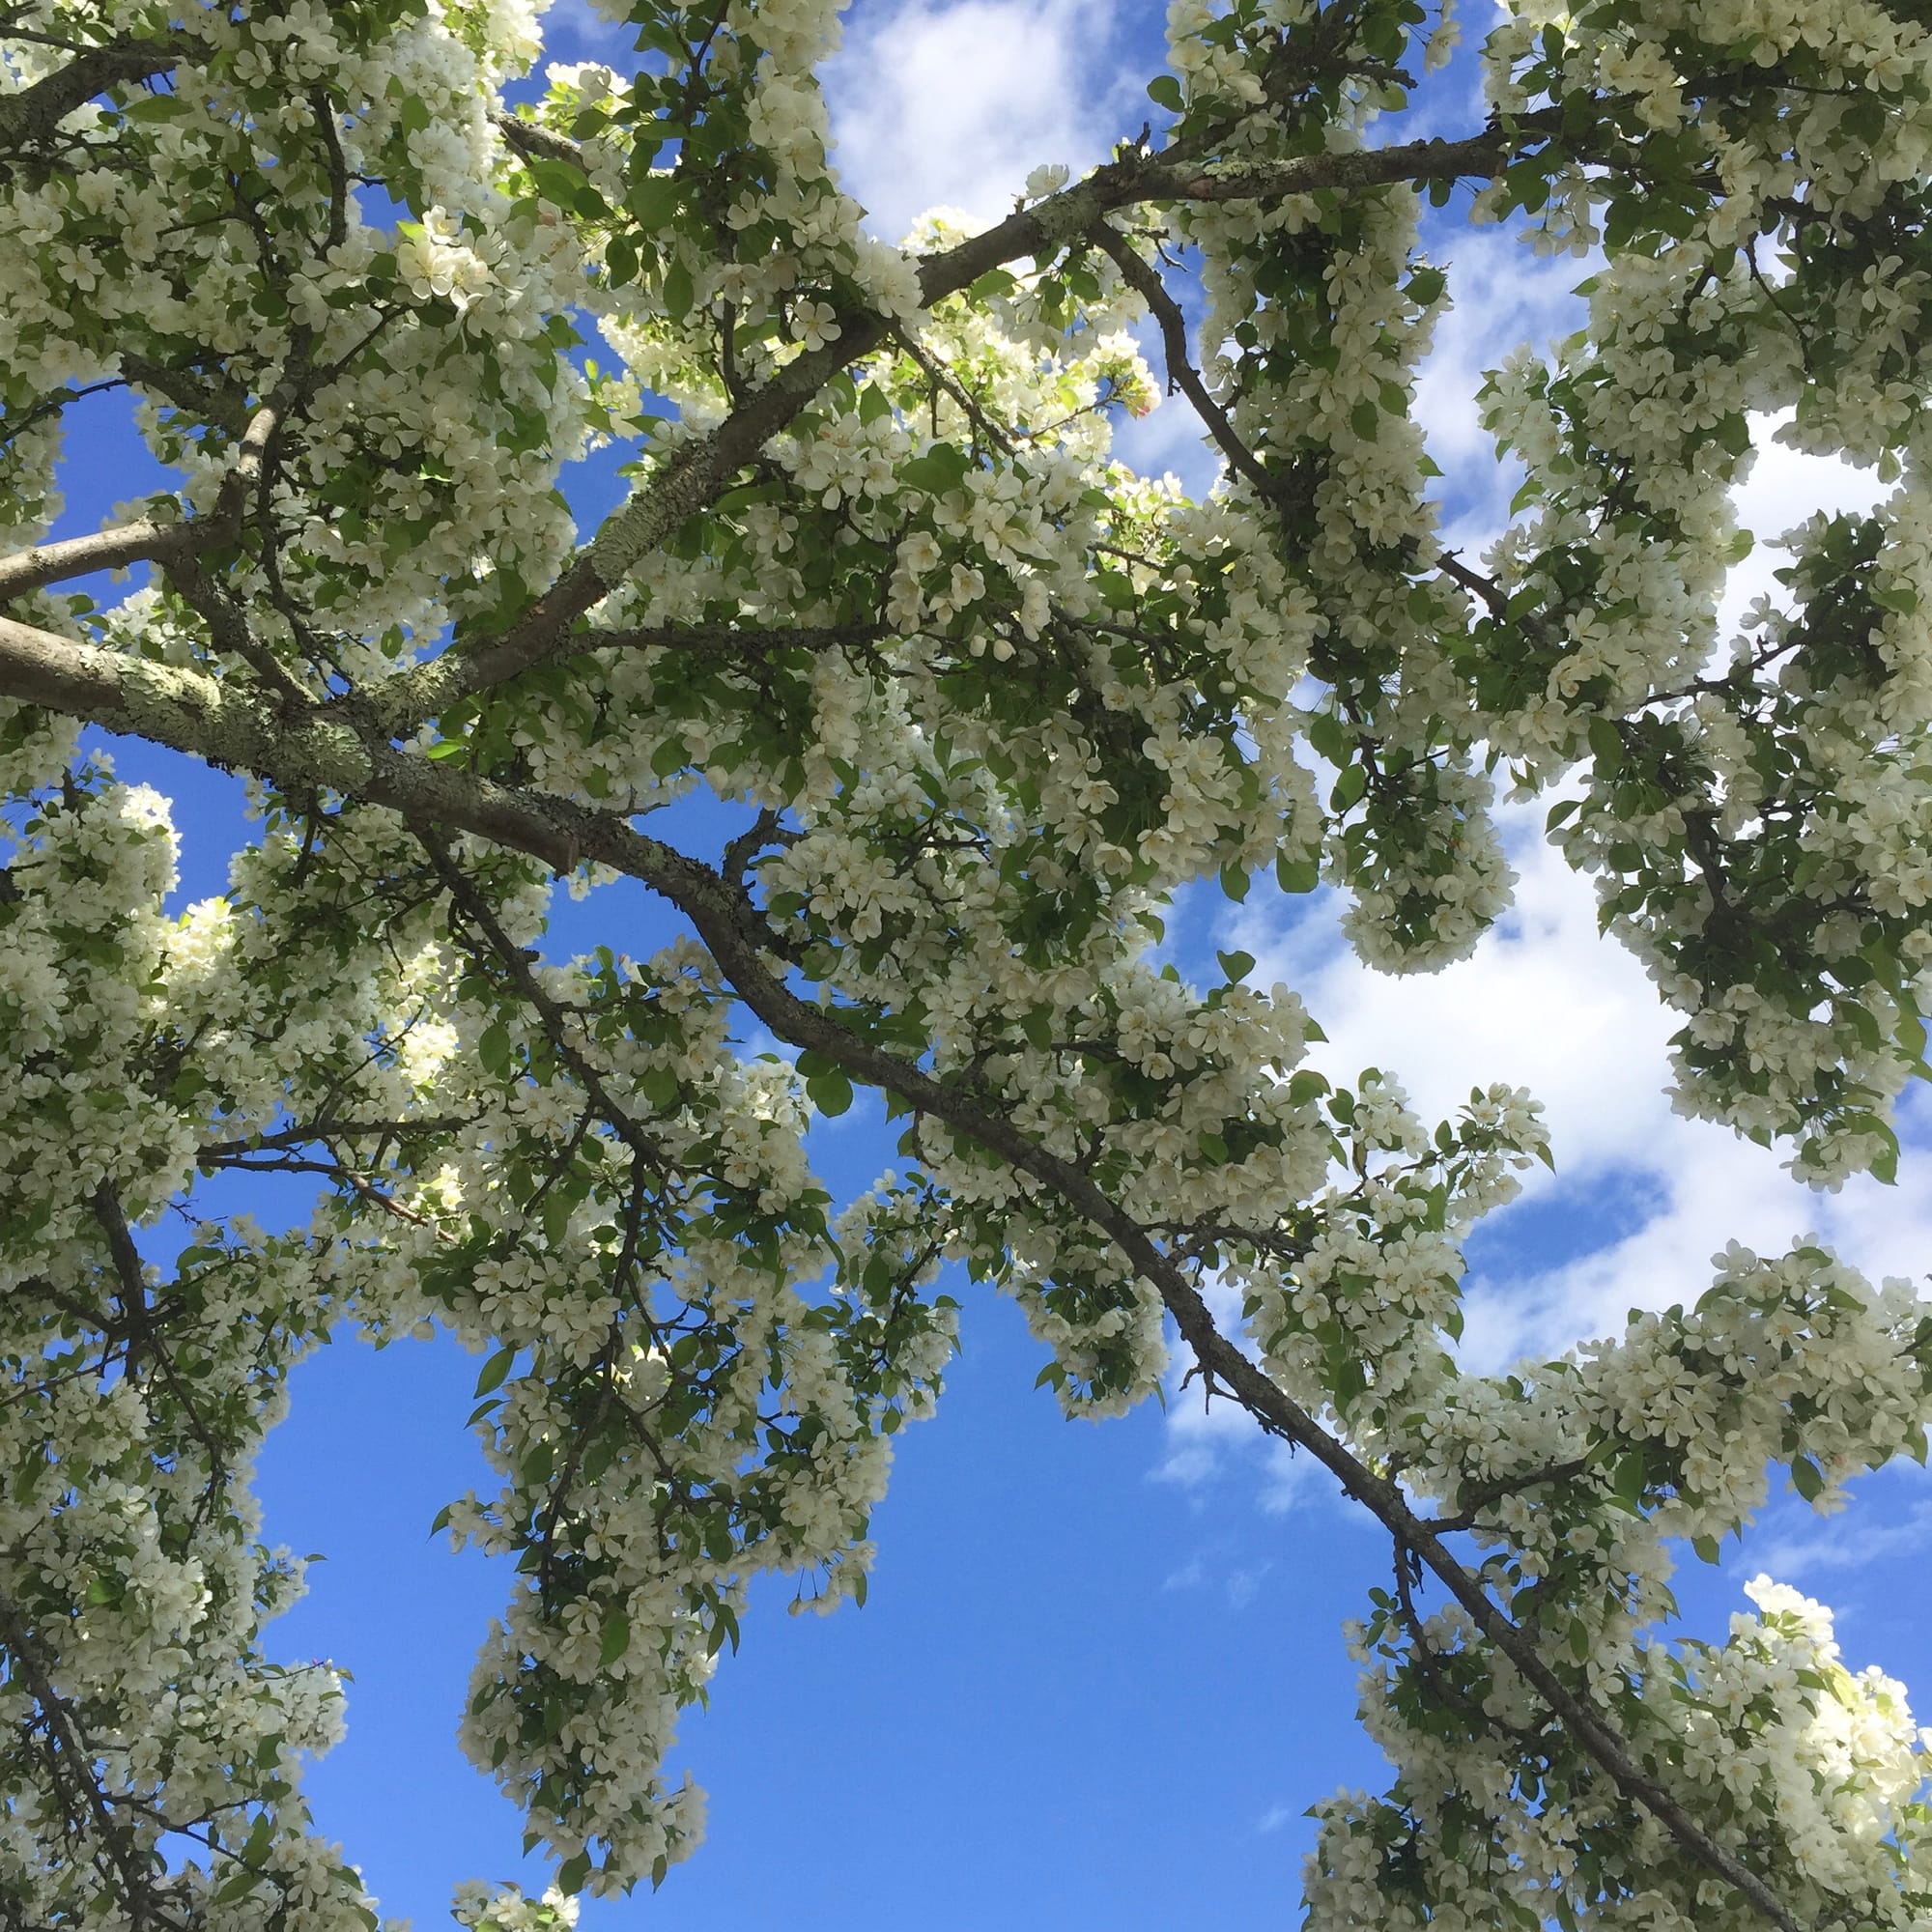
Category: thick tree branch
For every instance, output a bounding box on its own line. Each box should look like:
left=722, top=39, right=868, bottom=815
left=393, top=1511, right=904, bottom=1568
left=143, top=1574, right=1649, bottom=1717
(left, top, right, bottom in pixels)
left=490, top=108, right=586, bottom=169
left=0, top=1591, right=179, bottom=1929
left=0, top=611, right=1796, bottom=1931
left=0, top=519, right=189, bottom=605
left=1091, top=224, right=1288, bottom=504
left=0, top=37, right=185, bottom=162
left=348, top=121, right=1543, bottom=735
left=0, top=400, right=277, bottom=606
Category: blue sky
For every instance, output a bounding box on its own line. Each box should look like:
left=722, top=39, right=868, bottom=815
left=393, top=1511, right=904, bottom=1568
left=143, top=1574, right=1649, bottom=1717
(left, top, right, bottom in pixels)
left=33, top=0, right=1932, bottom=1922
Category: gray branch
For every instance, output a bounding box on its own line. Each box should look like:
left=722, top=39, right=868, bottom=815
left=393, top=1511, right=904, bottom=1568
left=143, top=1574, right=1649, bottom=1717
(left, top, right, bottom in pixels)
left=0, top=610, right=1802, bottom=1932
left=348, top=121, right=1542, bottom=735
left=0, top=37, right=185, bottom=161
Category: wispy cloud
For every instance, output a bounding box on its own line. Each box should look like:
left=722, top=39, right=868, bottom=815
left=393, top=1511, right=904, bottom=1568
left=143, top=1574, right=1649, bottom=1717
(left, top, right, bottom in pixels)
left=1157, top=1548, right=1278, bottom=1606
left=540, top=0, right=639, bottom=64
left=824, top=0, right=1140, bottom=241
left=1226, top=1562, right=1271, bottom=1607
left=1162, top=1555, right=1205, bottom=1592
left=1410, top=227, right=1588, bottom=559
left=1752, top=1495, right=1932, bottom=1582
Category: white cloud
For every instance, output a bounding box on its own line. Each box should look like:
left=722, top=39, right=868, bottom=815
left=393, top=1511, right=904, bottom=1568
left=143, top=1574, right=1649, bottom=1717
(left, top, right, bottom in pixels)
left=540, top=0, right=638, bottom=62
left=1234, top=809, right=1681, bottom=1182
left=1112, top=384, right=1226, bottom=500
left=1226, top=1561, right=1271, bottom=1606
left=824, top=0, right=1137, bottom=241
left=1161, top=800, right=1932, bottom=1497
left=1223, top=804, right=1932, bottom=1372
left=1716, top=417, right=1889, bottom=644
left=1259, top=1440, right=1329, bottom=1517
left=1258, top=1801, right=1296, bottom=1834
left=1752, top=1496, right=1932, bottom=1581
left=1411, top=227, right=1587, bottom=558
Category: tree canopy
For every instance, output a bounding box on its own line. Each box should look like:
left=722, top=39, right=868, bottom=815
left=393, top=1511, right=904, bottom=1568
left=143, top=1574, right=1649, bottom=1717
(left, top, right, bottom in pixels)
left=2, top=0, right=1932, bottom=1924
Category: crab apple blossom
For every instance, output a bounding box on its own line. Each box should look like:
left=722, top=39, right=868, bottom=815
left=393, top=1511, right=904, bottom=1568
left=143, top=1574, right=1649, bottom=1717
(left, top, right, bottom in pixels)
left=1, top=0, right=1931, bottom=1925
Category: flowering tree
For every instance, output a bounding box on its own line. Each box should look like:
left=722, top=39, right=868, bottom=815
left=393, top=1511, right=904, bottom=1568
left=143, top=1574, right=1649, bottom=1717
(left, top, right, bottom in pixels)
left=1, top=0, right=1930, bottom=1923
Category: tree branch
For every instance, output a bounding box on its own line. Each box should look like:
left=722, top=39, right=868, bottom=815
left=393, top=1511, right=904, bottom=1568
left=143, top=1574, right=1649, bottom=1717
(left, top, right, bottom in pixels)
left=0, top=519, right=188, bottom=605
left=0, top=1590, right=180, bottom=1929
left=346, top=120, right=1545, bottom=735
left=0, top=399, right=277, bottom=606
left=1090, top=224, right=1288, bottom=504
left=0, top=36, right=185, bottom=164
left=489, top=108, right=585, bottom=170
left=0, top=611, right=1798, bottom=1931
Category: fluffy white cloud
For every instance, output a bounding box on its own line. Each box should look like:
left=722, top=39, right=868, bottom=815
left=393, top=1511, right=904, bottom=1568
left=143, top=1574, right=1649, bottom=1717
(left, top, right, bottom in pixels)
left=539, top=0, right=638, bottom=61
left=1718, top=415, right=1889, bottom=642
left=1164, top=793, right=1932, bottom=1500
left=1411, top=227, right=1590, bottom=557
left=1225, top=805, right=1932, bottom=1364
left=823, top=0, right=1139, bottom=240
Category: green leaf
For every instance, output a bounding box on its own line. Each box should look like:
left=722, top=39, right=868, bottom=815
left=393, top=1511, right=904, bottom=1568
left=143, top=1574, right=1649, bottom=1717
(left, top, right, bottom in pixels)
left=556, top=1853, right=592, bottom=1895
left=968, top=268, right=1017, bottom=301
left=1897, top=1009, right=1927, bottom=1069
left=1217, top=949, right=1255, bottom=983
left=628, top=173, right=679, bottom=228
left=807, top=1067, right=854, bottom=1118
left=1276, top=853, right=1320, bottom=895
left=1306, top=710, right=1349, bottom=765
left=599, top=1609, right=631, bottom=1668
left=474, top=1346, right=516, bottom=1398
left=1586, top=716, right=1624, bottom=771
left=1350, top=399, right=1379, bottom=441
left=1219, top=863, right=1249, bottom=903
left=1790, top=1454, right=1825, bottom=1504
left=214, top=1866, right=265, bottom=1905
left=1329, top=763, right=1368, bottom=812
left=1147, top=73, right=1185, bottom=112
left=902, top=443, right=972, bottom=495
left=1691, top=1534, right=1721, bottom=1564
left=527, top=157, right=585, bottom=206
left=663, top=257, right=695, bottom=321
left=240, top=1810, right=274, bottom=1869
left=479, top=1023, right=514, bottom=1078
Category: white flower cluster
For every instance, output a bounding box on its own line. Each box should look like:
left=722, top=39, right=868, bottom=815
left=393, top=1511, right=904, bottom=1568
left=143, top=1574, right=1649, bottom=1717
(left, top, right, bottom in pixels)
left=1306, top=1572, right=1932, bottom=1930
left=1468, top=0, right=1932, bottom=1179
left=6, top=0, right=1932, bottom=1920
